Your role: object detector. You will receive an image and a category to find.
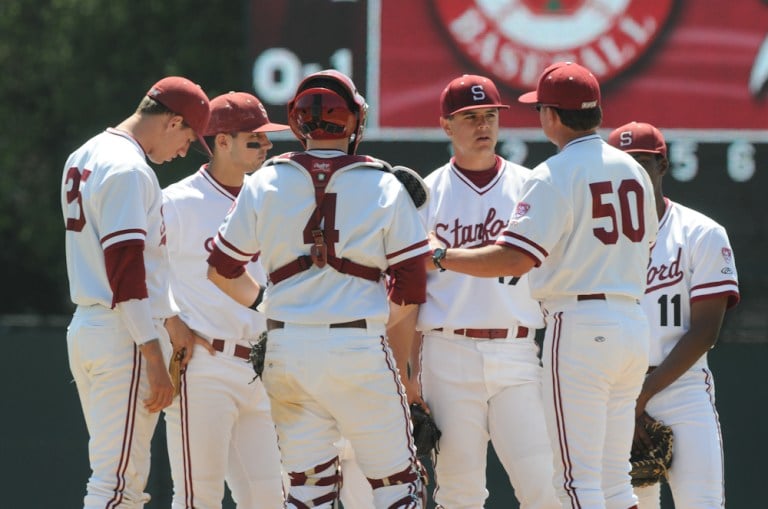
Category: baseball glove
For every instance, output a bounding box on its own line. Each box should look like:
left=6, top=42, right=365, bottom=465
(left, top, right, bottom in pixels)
left=168, top=348, right=185, bottom=398
left=248, top=331, right=268, bottom=383
left=410, top=403, right=441, bottom=459
left=630, top=417, right=674, bottom=488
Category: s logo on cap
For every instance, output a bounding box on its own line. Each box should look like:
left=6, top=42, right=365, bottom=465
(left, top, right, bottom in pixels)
left=471, top=85, right=486, bottom=101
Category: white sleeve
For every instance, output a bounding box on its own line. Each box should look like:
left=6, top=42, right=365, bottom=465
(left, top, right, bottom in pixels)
left=384, top=187, right=430, bottom=266
left=497, top=173, right=567, bottom=264
left=213, top=183, right=261, bottom=262
left=690, top=223, right=739, bottom=302
left=117, top=298, right=158, bottom=345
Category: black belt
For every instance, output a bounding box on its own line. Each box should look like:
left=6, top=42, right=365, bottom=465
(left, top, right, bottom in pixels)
left=576, top=293, right=606, bottom=301
left=266, top=318, right=367, bottom=331
left=646, top=366, right=657, bottom=374
left=211, top=339, right=251, bottom=360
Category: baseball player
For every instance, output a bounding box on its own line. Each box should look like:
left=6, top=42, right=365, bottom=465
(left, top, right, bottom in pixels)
left=429, top=62, right=659, bottom=509
left=162, top=91, right=287, bottom=508
left=608, top=122, right=740, bottom=509
left=415, top=74, right=559, bottom=509
left=206, top=70, right=429, bottom=508
left=60, top=76, right=210, bottom=508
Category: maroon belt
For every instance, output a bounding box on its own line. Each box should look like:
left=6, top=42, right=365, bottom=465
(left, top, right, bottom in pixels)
left=266, top=318, right=367, bottom=331
left=211, top=339, right=251, bottom=360
left=433, top=326, right=529, bottom=340
left=576, top=293, right=606, bottom=301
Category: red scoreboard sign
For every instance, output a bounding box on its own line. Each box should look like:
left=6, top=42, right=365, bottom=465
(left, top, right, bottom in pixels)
left=250, top=0, right=768, bottom=136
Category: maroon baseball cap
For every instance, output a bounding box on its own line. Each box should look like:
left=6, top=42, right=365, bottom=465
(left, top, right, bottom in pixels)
left=147, top=76, right=211, bottom=150
left=518, top=62, right=600, bottom=110
left=204, top=92, right=290, bottom=136
left=608, top=121, right=667, bottom=158
left=440, top=75, right=509, bottom=117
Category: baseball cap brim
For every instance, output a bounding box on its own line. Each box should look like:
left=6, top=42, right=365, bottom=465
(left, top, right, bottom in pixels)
left=195, top=134, right=212, bottom=157
left=517, top=91, right=538, bottom=104
left=448, top=103, right=510, bottom=116
left=252, top=121, right=290, bottom=133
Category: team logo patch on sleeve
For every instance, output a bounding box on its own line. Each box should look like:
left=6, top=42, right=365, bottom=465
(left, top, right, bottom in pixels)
left=721, top=247, right=733, bottom=264
left=513, top=202, right=530, bottom=219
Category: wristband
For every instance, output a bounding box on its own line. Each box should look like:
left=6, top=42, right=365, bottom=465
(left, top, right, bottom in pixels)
left=432, top=247, right=447, bottom=272
left=249, top=286, right=266, bottom=311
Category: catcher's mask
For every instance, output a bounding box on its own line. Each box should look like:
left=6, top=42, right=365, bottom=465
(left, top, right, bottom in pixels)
left=287, top=69, right=368, bottom=155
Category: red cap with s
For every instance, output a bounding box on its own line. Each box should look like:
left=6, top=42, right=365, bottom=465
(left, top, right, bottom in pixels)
left=608, top=121, right=667, bottom=158
left=440, top=75, right=509, bottom=118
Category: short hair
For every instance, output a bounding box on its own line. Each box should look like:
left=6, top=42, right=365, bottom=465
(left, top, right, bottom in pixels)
left=203, top=132, right=245, bottom=156
left=137, top=95, right=173, bottom=115
left=554, top=106, right=602, bottom=131
left=137, top=96, right=191, bottom=129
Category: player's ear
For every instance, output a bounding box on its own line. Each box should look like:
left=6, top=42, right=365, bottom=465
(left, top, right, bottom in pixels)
left=439, top=116, right=452, bottom=135
left=658, top=155, right=670, bottom=177
left=168, top=113, right=186, bottom=130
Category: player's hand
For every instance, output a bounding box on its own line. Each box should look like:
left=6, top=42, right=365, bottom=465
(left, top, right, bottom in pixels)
left=165, top=315, right=216, bottom=368
left=632, top=411, right=656, bottom=456
left=139, top=340, right=175, bottom=412
left=427, top=231, right=444, bottom=250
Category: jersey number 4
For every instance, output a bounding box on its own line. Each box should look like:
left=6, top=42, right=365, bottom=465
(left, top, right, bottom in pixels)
left=589, top=180, right=645, bottom=244
left=64, top=166, right=91, bottom=232
left=303, top=193, right=339, bottom=255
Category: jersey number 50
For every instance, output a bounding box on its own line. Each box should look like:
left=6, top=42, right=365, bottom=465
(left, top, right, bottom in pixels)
left=589, top=179, right=645, bottom=244
left=64, top=166, right=90, bottom=232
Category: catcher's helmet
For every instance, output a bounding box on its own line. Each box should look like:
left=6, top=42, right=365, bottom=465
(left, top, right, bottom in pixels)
left=287, top=69, right=368, bottom=154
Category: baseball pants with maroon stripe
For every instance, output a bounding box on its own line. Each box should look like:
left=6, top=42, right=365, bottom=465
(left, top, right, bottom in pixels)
left=635, top=368, right=725, bottom=509
left=540, top=297, right=649, bottom=509
left=263, top=323, right=424, bottom=508
left=67, top=305, right=171, bottom=509
left=164, top=340, right=284, bottom=509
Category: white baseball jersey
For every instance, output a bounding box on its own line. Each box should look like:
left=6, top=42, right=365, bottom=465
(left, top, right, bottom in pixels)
left=644, top=198, right=740, bottom=367
left=213, top=149, right=430, bottom=324
left=417, top=158, right=544, bottom=330
left=61, top=128, right=175, bottom=317
left=497, top=134, right=659, bottom=301
left=162, top=166, right=267, bottom=340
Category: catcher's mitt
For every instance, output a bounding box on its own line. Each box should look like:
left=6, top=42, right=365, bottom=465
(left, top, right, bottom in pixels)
left=248, top=331, right=268, bottom=383
left=168, top=348, right=185, bottom=398
left=410, top=403, right=441, bottom=458
left=630, top=417, right=674, bottom=488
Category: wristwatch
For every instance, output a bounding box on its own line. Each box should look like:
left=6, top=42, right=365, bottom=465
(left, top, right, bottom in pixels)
left=432, top=247, right=447, bottom=272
